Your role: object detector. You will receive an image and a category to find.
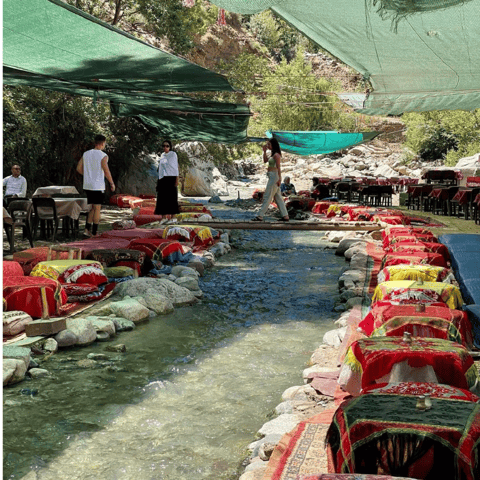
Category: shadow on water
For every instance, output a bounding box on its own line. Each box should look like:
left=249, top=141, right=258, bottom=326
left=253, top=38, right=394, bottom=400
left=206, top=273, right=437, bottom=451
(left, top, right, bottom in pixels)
left=3, top=204, right=346, bottom=479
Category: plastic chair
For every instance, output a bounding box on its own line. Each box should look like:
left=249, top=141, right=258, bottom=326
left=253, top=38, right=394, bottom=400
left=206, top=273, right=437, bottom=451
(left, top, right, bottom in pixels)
left=7, top=199, right=34, bottom=251
left=32, top=197, right=68, bottom=241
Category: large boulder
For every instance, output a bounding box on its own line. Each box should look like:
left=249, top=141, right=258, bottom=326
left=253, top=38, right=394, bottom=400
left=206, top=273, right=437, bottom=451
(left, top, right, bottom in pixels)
left=115, top=278, right=197, bottom=307
left=455, top=153, right=480, bottom=169
left=116, top=153, right=158, bottom=196
left=65, top=318, right=97, bottom=346
left=109, top=298, right=151, bottom=323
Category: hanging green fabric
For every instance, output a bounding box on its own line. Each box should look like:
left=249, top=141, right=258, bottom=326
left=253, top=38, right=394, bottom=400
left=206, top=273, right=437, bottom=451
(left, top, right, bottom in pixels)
left=255, top=130, right=379, bottom=155
left=4, top=0, right=235, bottom=93
left=209, top=0, right=480, bottom=115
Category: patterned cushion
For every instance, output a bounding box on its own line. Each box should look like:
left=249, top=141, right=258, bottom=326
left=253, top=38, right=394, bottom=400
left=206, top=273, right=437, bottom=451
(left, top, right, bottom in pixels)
left=127, top=238, right=185, bottom=260
left=112, top=219, right=137, bottom=230
left=86, top=249, right=146, bottom=267
left=67, top=282, right=116, bottom=303
left=133, top=214, right=163, bottom=226
left=3, top=276, right=67, bottom=319
left=30, top=260, right=103, bottom=281
left=62, top=283, right=99, bottom=296
left=98, top=228, right=162, bottom=240
left=162, top=225, right=215, bottom=247
left=104, top=266, right=135, bottom=278
left=58, top=264, right=108, bottom=286
left=3, top=310, right=33, bottom=336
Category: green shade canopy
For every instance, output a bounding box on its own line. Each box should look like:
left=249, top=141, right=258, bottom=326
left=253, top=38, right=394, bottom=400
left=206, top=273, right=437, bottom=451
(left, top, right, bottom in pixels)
left=209, top=0, right=480, bottom=115
left=3, top=0, right=252, bottom=143
left=4, top=0, right=235, bottom=93
left=250, top=130, right=379, bottom=155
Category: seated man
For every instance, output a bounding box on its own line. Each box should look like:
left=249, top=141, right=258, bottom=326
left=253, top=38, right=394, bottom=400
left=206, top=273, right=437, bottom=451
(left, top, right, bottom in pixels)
left=3, top=165, right=27, bottom=203
left=280, top=176, right=296, bottom=196
left=310, top=177, right=320, bottom=193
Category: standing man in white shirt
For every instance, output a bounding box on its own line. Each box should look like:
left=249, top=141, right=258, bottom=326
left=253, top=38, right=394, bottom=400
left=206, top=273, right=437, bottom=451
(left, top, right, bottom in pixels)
left=3, top=165, right=27, bottom=201
left=76, top=134, right=115, bottom=237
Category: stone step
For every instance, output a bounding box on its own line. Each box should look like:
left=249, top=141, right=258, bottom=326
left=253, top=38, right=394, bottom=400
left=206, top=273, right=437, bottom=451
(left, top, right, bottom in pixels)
left=25, top=318, right=67, bottom=337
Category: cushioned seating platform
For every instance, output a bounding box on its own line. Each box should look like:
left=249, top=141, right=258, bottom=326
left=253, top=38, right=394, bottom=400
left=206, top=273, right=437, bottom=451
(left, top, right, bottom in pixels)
left=162, top=225, right=216, bottom=248
left=464, top=305, right=480, bottom=349
left=127, top=238, right=185, bottom=260
left=3, top=276, right=67, bottom=319
left=13, top=247, right=70, bottom=275
left=62, top=238, right=131, bottom=257
left=30, top=260, right=104, bottom=280
left=98, top=228, right=163, bottom=240
left=3, top=261, right=25, bottom=277
left=133, top=214, right=163, bottom=226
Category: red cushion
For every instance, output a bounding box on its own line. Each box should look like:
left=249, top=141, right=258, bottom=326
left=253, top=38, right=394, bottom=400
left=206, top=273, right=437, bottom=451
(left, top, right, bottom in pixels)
left=127, top=238, right=184, bottom=260
left=138, top=194, right=156, bottom=199
left=133, top=214, right=163, bottom=226
left=63, top=238, right=131, bottom=257
left=3, top=261, right=24, bottom=277
left=13, top=247, right=70, bottom=275
left=136, top=207, right=156, bottom=216
left=58, top=264, right=108, bottom=286
left=3, top=276, right=67, bottom=319
left=98, top=228, right=163, bottom=240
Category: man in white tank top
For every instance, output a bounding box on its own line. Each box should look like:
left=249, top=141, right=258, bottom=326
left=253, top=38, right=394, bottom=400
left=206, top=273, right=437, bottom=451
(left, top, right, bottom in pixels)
left=76, top=135, right=115, bottom=237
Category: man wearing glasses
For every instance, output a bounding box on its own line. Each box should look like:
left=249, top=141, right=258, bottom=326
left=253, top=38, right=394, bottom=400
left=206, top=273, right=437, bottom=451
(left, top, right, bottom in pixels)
left=3, top=164, right=27, bottom=199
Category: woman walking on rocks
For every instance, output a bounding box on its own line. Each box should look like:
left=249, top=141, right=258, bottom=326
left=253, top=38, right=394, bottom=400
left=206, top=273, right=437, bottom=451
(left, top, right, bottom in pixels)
left=154, top=139, right=180, bottom=219
left=253, top=138, right=289, bottom=222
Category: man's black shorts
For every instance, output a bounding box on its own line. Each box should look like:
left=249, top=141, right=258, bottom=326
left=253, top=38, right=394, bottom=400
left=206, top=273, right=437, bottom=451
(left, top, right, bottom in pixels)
left=84, top=189, right=104, bottom=205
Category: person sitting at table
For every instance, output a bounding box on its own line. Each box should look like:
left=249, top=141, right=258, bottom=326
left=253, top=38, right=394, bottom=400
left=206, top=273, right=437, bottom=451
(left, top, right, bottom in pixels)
left=76, top=134, right=115, bottom=237
left=3, top=165, right=27, bottom=205
left=310, top=177, right=320, bottom=193
left=280, top=176, right=296, bottom=196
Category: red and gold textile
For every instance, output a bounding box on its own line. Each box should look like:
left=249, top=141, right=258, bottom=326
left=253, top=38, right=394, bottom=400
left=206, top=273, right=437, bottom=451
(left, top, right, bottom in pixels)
left=175, top=212, right=212, bottom=222
left=57, top=263, right=107, bottom=286
left=382, top=233, right=437, bottom=247
left=365, top=243, right=387, bottom=294
left=299, top=475, right=416, bottom=480
left=372, top=280, right=463, bottom=309
left=66, top=282, right=116, bottom=303
left=312, top=201, right=337, bottom=214
left=178, top=204, right=212, bottom=215
left=371, top=214, right=409, bottom=225
left=384, top=241, right=450, bottom=259
left=62, top=283, right=99, bottom=297
left=3, top=261, right=24, bottom=277
left=127, top=238, right=185, bottom=260
left=377, top=264, right=450, bottom=284
left=326, top=393, right=480, bottom=479
left=133, top=214, right=163, bottom=226
left=3, top=276, right=67, bottom=319
left=30, top=260, right=103, bottom=281
left=341, top=337, right=478, bottom=393
left=382, top=252, right=448, bottom=268
left=162, top=224, right=215, bottom=248
left=358, top=304, right=472, bottom=348
left=61, top=238, right=131, bottom=258
left=361, top=382, right=479, bottom=401
left=381, top=226, right=433, bottom=240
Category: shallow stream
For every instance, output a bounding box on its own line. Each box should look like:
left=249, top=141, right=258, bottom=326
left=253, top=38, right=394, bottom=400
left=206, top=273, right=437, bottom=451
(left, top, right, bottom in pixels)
left=3, top=206, right=345, bottom=480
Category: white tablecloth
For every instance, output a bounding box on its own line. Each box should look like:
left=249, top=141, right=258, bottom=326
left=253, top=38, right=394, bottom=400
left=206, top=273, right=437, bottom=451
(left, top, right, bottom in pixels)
left=38, top=198, right=89, bottom=220
left=33, top=186, right=79, bottom=197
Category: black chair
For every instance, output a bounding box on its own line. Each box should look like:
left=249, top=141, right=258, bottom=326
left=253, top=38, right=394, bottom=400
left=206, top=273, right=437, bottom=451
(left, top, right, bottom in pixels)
left=7, top=199, right=34, bottom=251
left=311, top=185, right=330, bottom=201
left=32, top=197, right=69, bottom=241
left=379, top=185, right=393, bottom=207
left=335, top=182, right=352, bottom=202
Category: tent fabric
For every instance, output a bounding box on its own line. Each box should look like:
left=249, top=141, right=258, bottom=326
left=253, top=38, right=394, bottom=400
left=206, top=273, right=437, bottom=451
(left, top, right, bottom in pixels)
left=210, top=0, right=480, bottom=115
left=260, top=130, right=379, bottom=155
left=4, top=0, right=234, bottom=93
left=4, top=0, right=251, bottom=143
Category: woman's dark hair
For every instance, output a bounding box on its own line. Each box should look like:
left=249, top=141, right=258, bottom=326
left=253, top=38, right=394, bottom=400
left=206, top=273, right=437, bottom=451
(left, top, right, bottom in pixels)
left=163, top=139, right=174, bottom=151
left=269, top=138, right=282, bottom=156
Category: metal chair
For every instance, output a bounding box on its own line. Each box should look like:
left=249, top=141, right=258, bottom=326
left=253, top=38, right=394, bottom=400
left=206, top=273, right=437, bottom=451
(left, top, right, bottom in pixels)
left=32, top=197, right=68, bottom=241
left=7, top=199, right=34, bottom=251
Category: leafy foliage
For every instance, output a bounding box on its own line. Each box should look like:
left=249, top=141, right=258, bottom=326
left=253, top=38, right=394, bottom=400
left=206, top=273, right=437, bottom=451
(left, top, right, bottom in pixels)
left=402, top=110, right=480, bottom=164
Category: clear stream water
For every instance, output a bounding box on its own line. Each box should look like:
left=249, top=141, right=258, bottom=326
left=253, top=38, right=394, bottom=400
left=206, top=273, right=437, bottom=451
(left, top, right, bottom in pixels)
left=3, top=206, right=345, bottom=480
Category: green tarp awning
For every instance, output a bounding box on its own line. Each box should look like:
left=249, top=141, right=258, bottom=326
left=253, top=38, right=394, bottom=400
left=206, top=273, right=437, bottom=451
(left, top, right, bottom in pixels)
left=4, top=0, right=235, bottom=93
left=209, top=0, right=480, bottom=115
left=250, top=130, right=379, bottom=155
left=3, top=0, right=252, bottom=143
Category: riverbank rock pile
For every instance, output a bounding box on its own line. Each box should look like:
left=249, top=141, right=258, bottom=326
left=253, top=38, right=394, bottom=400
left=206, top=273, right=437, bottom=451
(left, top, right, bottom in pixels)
left=239, top=225, right=480, bottom=479
left=3, top=212, right=233, bottom=387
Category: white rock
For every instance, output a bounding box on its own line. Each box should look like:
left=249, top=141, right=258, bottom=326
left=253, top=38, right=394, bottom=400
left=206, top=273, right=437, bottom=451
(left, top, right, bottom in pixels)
left=65, top=318, right=98, bottom=346
left=109, top=298, right=151, bottom=324
left=171, top=266, right=199, bottom=278
left=257, top=414, right=300, bottom=437
left=281, top=384, right=317, bottom=401
left=323, top=327, right=347, bottom=347
left=3, top=358, right=27, bottom=385
left=86, top=317, right=117, bottom=337
left=54, top=329, right=79, bottom=347
left=134, top=294, right=174, bottom=315
left=44, top=338, right=58, bottom=353
left=29, top=368, right=50, bottom=379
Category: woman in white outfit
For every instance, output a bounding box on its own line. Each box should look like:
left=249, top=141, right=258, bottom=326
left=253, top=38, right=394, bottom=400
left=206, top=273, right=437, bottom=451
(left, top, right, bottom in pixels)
left=154, top=139, right=180, bottom=219
left=253, top=138, right=289, bottom=222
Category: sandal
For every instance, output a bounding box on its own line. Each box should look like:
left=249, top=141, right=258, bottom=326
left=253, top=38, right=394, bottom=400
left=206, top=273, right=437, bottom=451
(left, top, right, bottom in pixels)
left=252, top=216, right=263, bottom=222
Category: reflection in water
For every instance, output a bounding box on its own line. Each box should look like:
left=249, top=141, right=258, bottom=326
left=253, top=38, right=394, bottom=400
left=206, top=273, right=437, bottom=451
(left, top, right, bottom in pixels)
left=3, top=227, right=344, bottom=480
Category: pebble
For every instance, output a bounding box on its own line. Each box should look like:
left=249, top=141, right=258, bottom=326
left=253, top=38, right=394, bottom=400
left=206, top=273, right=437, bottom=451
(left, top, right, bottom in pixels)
left=105, top=344, right=127, bottom=353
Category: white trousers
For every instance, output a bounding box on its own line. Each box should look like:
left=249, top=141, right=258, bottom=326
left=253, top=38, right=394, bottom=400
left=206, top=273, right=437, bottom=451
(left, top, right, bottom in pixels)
left=258, top=171, right=288, bottom=218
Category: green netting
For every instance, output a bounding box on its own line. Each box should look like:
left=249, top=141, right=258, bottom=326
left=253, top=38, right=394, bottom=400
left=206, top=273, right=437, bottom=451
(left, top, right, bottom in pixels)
left=250, top=130, right=379, bottom=155
left=210, top=0, right=480, bottom=115
left=4, top=0, right=235, bottom=93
